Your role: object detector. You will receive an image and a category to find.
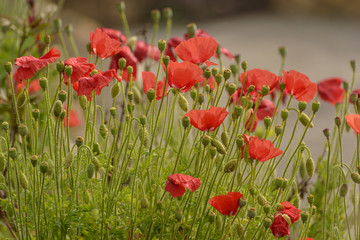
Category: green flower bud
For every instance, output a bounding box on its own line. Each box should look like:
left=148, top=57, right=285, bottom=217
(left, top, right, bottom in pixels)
left=111, top=127, right=117, bottom=136
left=203, top=69, right=211, bottom=79
left=92, top=157, right=101, bottom=172
left=306, top=157, right=315, bottom=177
left=140, top=198, right=149, bottom=209
left=64, top=24, right=73, bottom=36
left=205, top=84, right=211, bottom=93
left=312, top=101, right=320, bottom=113
left=261, top=85, right=270, bottom=96
left=59, top=109, right=66, bottom=121
left=343, top=81, right=349, bottom=92
left=111, top=82, right=120, bottom=98
left=311, top=205, right=317, bottom=215
left=0, top=153, right=5, bottom=172
left=249, top=186, right=257, bottom=196
left=46, top=160, right=54, bottom=176
left=75, top=136, right=84, bottom=147
left=224, top=159, right=237, bottom=173
left=151, top=9, right=161, bottom=22
left=4, top=61, right=12, bottom=73
left=234, top=105, right=243, bottom=117
left=86, top=42, right=91, bottom=54
left=279, top=46, right=286, bottom=58
left=227, top=83, right=236, bottom=95
left=99, top=124, right=108, bottom=139
left=275, top=124, right=283, bottom=136
left=248, top=208, right=256, bottom=219
left=116, top=1, right=125, bottom=12
left=56, top=61, right=65, bottom=73
left=299, top=158, right=307, bottom=180
left=128, top=91, right=134, bottom=102
left=190, top=88, right=197, bottom=101
left=209, top=146, right=217, bottom=158
left=264, top=116, right=271, bottom=129
left=87, top=163, right=95, bottom=178
left=64, top=65, right=73, bottom=78
left=236, top=136, right=244, bottom=149
left=8, top=148, right=17, bottom=159
left=275, top=177, right=284, bottom=188
left=93, top=142, right=101, bottom=155
left=58, top=90, right=67, bottom=103
left=19, top=172, right=28, bottom=189
left=54, top=18, right=62, bottom=31
left=127, top=66, right=133, bottom=76
left=298, top=101, right=307, bottom=112
left=31, top=155, right=38, bottom=167
left=186, top=23, right=197, bottom=38
left=110, top=107, right=116, bottom=117
left=202, top=135, right=211, bottom=146
left=340, top=183, right=348, bottom=197
left=18, top=124, right=28, bottom=137
left=53, top=100, right=63, bottom=118
left=221, top=131, right=229, bottom=147
left=239, top=196, right=247, bottom=208
left=178, top=94, right=188, bottom=111
left=198, top=93, right=205, bottom=105
left=139, top=115, right=146, bottom=126
left=182, top=116, right=190, bottom=129
left=208, top=211, right=216, bottom=223
left=230, top=64, right=238, bottom=75
left=158, top=40, right=166, bottom=52
left=307, top=194, right=314, bottom=205
left=300, top=112, right=313, bottom=128
left=257, top=194, right=267, bottom=206
left=350, top=60, right=356, bottom=72
left=215, top=74, right=222, bottom=84
left=118, top=58, right=126, bottom=70
left=175, top=210, right=183, bottom=222
left=79, top=95, right=88, bottom=110
left=162, top=55, right=170, bottom=66
left=281, top=178, right=288, bottom=189
left=334, top=117, right=341, bottom=127
left=241, top=61, right=248, bottom=71
left=263, top=204, right=271, bottom=214
left=323, top=128, right=330, bottom=138
left=264, top=217, right=272, bottom=228
left=351, top=172, right=360, bottom=184
left=223, top=69, right=231, bottom=80
left=2, top=122, right=9, bottom=131
left=40, top=161, right=48, bottom=174
left=211, top=138, right=226, bottom=155
left=17, top=90, right=27, bottom=109
left=147, top=88, right=155, bottom=101
left=351, top=93, right=358, bottom=103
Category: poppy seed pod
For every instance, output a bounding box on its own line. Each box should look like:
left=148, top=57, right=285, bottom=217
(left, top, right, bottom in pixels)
left=236, top=136, right=244, bottom=149
left=8, top=148, right=17, bottom=159
left=334, top=116, right=341, bottom=127
left=109, top=107, right=116, bottom=117
left=162, top=55, right=170, bottom=67
left=75, top=136, right=84, bottom=147
left=64, top=24, right=73, bottom=36
left=31, top=155, right=38, bottom=167
left=56, top=61, right=65, bottom=73
left=18, top=124, right=28, bottom=137
left=203, top=68, right=211, bottom=79
left=4, top=61, right=12, bottom=73
left=140, top=115, right=147, bottom=126
left=298, top=101, right=307, bottom=112
left=118, top=57, right=126, bottom=70
left=261, top=85, right=270, bottom=96
left=53, top=100, right=63, bottom=117
left=209, top=146, right=217, bottom=158
left=111, top=127, right=117, bottom=136
left=275, top=177, right=284, bottom=188
left=248, top=208, right=256, bottom=219
left=343, top=81, right=349, bottom=92
left=163, top=7, right=173, bottom=19
left=264, top=116, right=271, bottom=129
left=279, top=46, right=286, bottom=58
left=300, top=112, right=313, bottom=128
left=202, top=135, right=211, bottom=146
left=127, top=66, right=133, bottom=76
left=351, top=172, right=360, bottom=184
left=151, top=9, right=161, bottom=22
left=279, top=82, right=286, bottom=92
left=263, top=217, right=272, bottom=229
left=64, top=65, right=73, bottom=78
left=111, top=82, right=120, bottom=98
left=238, top=197, right=247, bottom=208
left=306, top=157, right=315, bottom=177
left=249, top=186, right=257, bottom=196
left=178, top=94, right=188, bottom=112
left=275, top=124, right=283, bottom=136
left=116, top=1, right=125, bottom=12
left=186, top=23, right=197, bottom=38
left=312, top=101, right=320, bottom=113
left=175, top=210, right=183, bottom=222
left=208, top=211, right=216, bottom=223
left=224, top=159, right=237, bottom=173
left=54, top=18, right=62, bottom=31
left=39, top=77, right=48, bottom=90
left=146, top=88, right=155, bottom=101
left=58, top=90, right=67, bottom=103
left=85, top=42, right=92, bottom=54
left=211, top=138, right=226, bottom=155
left=2, top=122, right=9, bottom=131
left=99, top=124, right=108, bottom=139
left=128, top=91, right=134, bottom=101
left=263, top=204, right=271, bottom=214
left=158, top=40, right=166, bottom=52
left=257, top=194, right=267, bottom=206
left=230, top=64, right=238, bottom=75
left=0, top=153, right=5, bottom=172
left=241, top=61, right=248, bottom=71
left=198, top=93, right=205, bottom=105
left=223, top=69, right=231, bottom=80
left=307, top=194, right=314, bottom=205
left=350, top=60, right=356, bottom=72
left=190, top=88, right=197, bottom=100
left=215, top=74, right=222, bottom=85
left=227, top=83, right=236, bottom=95
left=59, top=109, right=65, bottom=121
left=181, top=116, right=190, bottom=129
left=40, top=161, right=49, bottom=174
left=127, top=102, right=134, bottom=113
left=340, top=183, right=348, bottom=197
left=234, top=105, right=243, bottom=117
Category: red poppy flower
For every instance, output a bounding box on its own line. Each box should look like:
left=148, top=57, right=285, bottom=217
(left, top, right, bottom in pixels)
left=142, top=71, right=168, bottom=100
left=165, top=36, right=183, bottom=61
left=134, top=40, right=160, bottom=63
left=201, top=75, right=217, bottom=90
left=317, top=77, right=345, bottom=105
left=90, top=28, right=121, bottom=59
left=279, top=201, right=301, bottom=223
left=63, top=108, right=81, bottom=127
left=239, top=69, right=280, bottom=96
left=345, top=114, right=360, bottom=134
left=257, top=98, right=276, bottom=120
left=16, top=79, right=41, bottom=94
left=165, top=61, right=204, bottom=92
left=247, top=136, right=282, bottom=162
left=77, top=69, right=120, bottom=100
left=301, top=238, right=314, bottom=240
left=208, top=192, right=243, bottom=216
left=64, top=57, right=96, bottom=84
left=282, top=70, right=317, bottom=103
left=109, top=45, right=137, bottom=82
left=165, top=174, right=201, bottom=198
left=175, top=37, right=218, bottom=66
left=185, top=29, right=213, bottom=40
left=218, top=47, right=234, bottom=60
left=14, top=47, right=60, bottom=83
left=270, top=214, right=290, bottom=238
left=350, top=89, right=360, bottom=105
left=184, top=106, right=228, bottom=131
left=102, top=28, right=127, bottom=43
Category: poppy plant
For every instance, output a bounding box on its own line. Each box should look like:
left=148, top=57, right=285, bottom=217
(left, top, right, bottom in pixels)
left=90, top=28, right=122, bottom=59
left=270, top=214, right=290, bottom=238
left=279, top=201, right=301, bottom=223
left=109, top=45, right=137, bottom=82
left=175, top=37, right=218, bottom=66
left=64, top=57, right=96, bottom=84
left=239, top=68, right=281, bottom=96
left=142, top=71, right=168, bottom=100
left=282, top=70, right=317, bottom=103
left=14, top=47, right=60, bottom=83
left=317, top=77, right=345, bottom=105
left=16, top=79, right=41, bottom=94
left=184, top=106, right=228, bottom=131
left=247, top=136, right=283, bottom=162
left=164, top=174, right=201, bottom=198
left=166, top=61, right=204, bottom=92
left=345, top=114, right=360, bottom=134
left=208, top=192, right=243, bottom=216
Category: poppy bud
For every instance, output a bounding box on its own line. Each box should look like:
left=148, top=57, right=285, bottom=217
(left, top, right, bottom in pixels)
left=40, top=161, right=48, bottom=174
left=247, top=85, right=255, bottom=94
left=351, top=93, right=358, bottom=103
left=140, top=128, right=150, bottom=147
left=116, top=1, right=125, bottom=12
left=208, top=211, right=216, bottom=223
left=221, top=131, right=229, bottom=147
left=350, top=60, right=356, bottom=72
left=110, top=107, right=117, bottom=117
left=147, top=88, right=155, bottom=101
left=300, top=211, right=308, bottom=223
left=234, top=105, right=243, bottom=117
left=249, top=186, right=257, bottom=196
left=227, top=83, right=236, bottom=96
left=2, top=122, right=9, bottom=131
left=202, top=135, right=211, bottom=146
left=198, top=93, right=205, bottom=105
left=248, top=208, right=256, bottom=219
left=186, top=23, right=197, bottom=38
left=307, top=194, right=314, bottom=205
left=54, top=18, right=62, bottom=31
left=18, top=124, right=27, bottom=137
left=99, top=124, right=108, bottom=139
left=64, top=65, right=73, bottom=78
left=151, top=9, right=161, bottom=22
left=279, top=82, right=286, bottom=92
left=204, top=84, right=210, bottom=93
left=4, top=61, right=12, bottom=73
left=340, top=183, right=348, bottom=197
left=0, top=153, right=5, bottom=172
left=182, top=116, right=190, bottom=129
left=175, top=210, right=183, bottom=222
left=281, top=178, right=288, bottom=189
left=79, top=95, right=88, bottom=110
left=111, top=127, right=117, bottom=136
left=76, top=136, right=84, bottom=147
left=53, top=100, right=62, bottom=118
left=300, top=112, right=313, bottom=128
left=209, top=146, right=217, bottom=158
left=299, top=158, right=307, bottom=180
left=31, top=155, right=38, bottom=167
left=63, top=24, right=73, bottom=36
left=93, top=142, right=101, bottom=155
left=54, top=61, right=64, bottom=74
left=118, top=57, right=126, bottom=70
left=298, top=101, right=307, bottom=112
left=311, top=101, right=320, bottom=113
left=156, top=201, right=163, bottom=210
left=351, top=172, right=360, bottom=184
left=263, top=203, right=271, bottom=214
left=322, top=128, right=330, bottom=138
left=311, top=205, right=317, bottom=215
left=56, top=90, right=66, bottom=103
left=275, top=177, right=284, bottom=188
left=230, top=64, right=238, bottom=75
left=87, top=163, right=95, bottom=178
left=239, top=196, right=247, bottom=208
left=293, top=194, right=300, bottom=208
left=224, top=159, right=237, bottom=173
left=140, top=198, right=149, bottom=209
left=126, top=66, right=133, bottom=76
left=334, top=116, right=341, bottom=127
left=275, top=124, right=283, bottom=136
left=261, top=85, right=270, bottom=96
left=257, top=194, right=267, bottom=206
left=8, top=148, right=17, bottom=159
left=127, top=91, right=134, bottom=102
left=140, top=115, right=147, bottom=126
left=190, top=88, right=197, bottom=101
left=178, top=94, right=188, bottom=111
left=223, top=69, right=231, bottom=80
left=279, top=46, right=286, bottom=58
left=306, top=157, right=315, bottom=177
left=39, top=77, right=48, bottom=90
left=163, top=7, right=173, bottom=19
left=264, top=116, right=271, bottom=129
left=111, top=82, right=120, bottom=99
left=211, top=68, right=218, bottom=77
left=263, top=217, right=272, bottom=229
left=234, top=136, right=243, bottom=150
left=211, top=138, right=226, bottom=155
left=19, top=172, right=28, bottom=189
left=235, top=223, right=244, bottom=237
left=90, top=157, right=100, bottom=172
left=158, top=39, right=166, bottom=52
left=241, top=61, right=247, bottom=71
left=84, top=42, right=91, bottom=54
left=214, top=74, right=222, bottom=85
left=64, top=152, right=74, bottom=169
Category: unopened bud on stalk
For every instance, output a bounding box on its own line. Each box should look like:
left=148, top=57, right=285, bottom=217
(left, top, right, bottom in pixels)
left=350, top=60, right=356, bottom=72
left=307, top=194, right=314, bottom=205
left=64, top=152, right=74, bottom=169
left=39, top=77, right=48, bottom=90
left=19, top=124, right=28, bottom=137
left=205, top=84, right=211, bottom=93
left=116, top=1, right=125, bottom=12
left=163, top=7, right=173, bottom=19
left=261, top=85, right=270, bottom=96
left=99, top=124, right=108, bottom=139
left=56, top=61, right=65, bottom=73
left=175, top=210, right=183, bottom=222
left=140, top=115, right=147, bottom=126
left=128, top=91, right=134, bottom=101
left=110, top=107, right=116, bottom=117
left=198, top=93, right=205, bottom=105
left=230, top=64, right=238, bottom=75
left=211, top=68, right=219, bottom=77
left=190, top=88, right=197, bottom=101
left=282, top=178, right=288, bottom=189
left=4, top=61, right=12, bottom=73
left=203, top=68, right=211, bottom=79
left=263, top=204, right=271, bottom=214
left=86, top=42, right=91, bottom=54
left=58, top=90, right=67, bottom=103
left=249, top=186, right=257, bottom=196
left=351, top=172, right=360, bottom=184
left=208, top=211, right=216, bottom=223
left=127, top=103, right=134, bottom=113
left=298, top=101, right=307, bottom=112
left=54, top=18, right=62, bottom=31
left=264, top=116, right=271, bottom=129
left=227, top=83, right=236, bottom=95
left=215, top=74, right=222, bottom=85
left=147, top=89, right=155, bottom=101
left=224, top=159, right=237, bottom=173
left=300, top=113, right=313, bottom=128
left=64, top=24, right=73, bottom=36
left=0, top=153, right=5, bottom=172
left=334, top=117, right=341, bottom=127
left=275, top=124, right=283, bottom=136
left=275, top=177, right=284, bottom=188
left=263, top=218, right=272, bottom=228
left=31, top=155, right=38, bottom=167
left=111, top=82, right=120, bottom=98
left=127, top=66, right=133, bottom=76
left=257, top=194, right=267, bottom=206
left=87, top=163, right=95, bottom=178
left=202, top=135, right=211, bottom=146
left=221, top=131, right=229, bottom=147
left=64, top=65, right=73, bottom=78
left=76, top=136, right=84, bottom=147
left=151, top=9, right=161, bottom=22
left=8, top=148, right=17, bottom=159
left=247, top=85, right=255, bottom=94
left=223, top=69, right=231, bottom=80
left=279, top=82, right=286, bottom=92
left=53, top=100, right=63, bottom=117
left=340, top=183, right=348, bottom=197
left=111, top=127, right=117, bottom=136
left=238, top=196, right=247, bottom=208
left=211, top=138, right=226, bottom=155
left=241, top=61, right=247, bottom=71
left=162, top=55, right=170, bottom=66
left=178, top=94, right=188, bottom=111
left=306, top=157, right=315, bottom=177
left=323, top=128, right=330, bottom=138
left=118, top=58, right=126, bottom=70
left=19, top=172, right=28, bottom=189
left=351, top=93, right=358, bottom=103
left=209, top=146, right=217, bottom=158
left=92, top=157, right=101, bottom=172
left=186, top=23, right=197, bottom=38
left=279, top=46, right=286, bottom=58
left=40, top=161, right=48, bottom=174
left=311, top=206, right=317, bottom=215
left=248, top=208, right=256, bottom=219
left=181, top=116, right=190, bottom=129
left=312, top=101, right=320, bottom=113
left=158, top=40, right=166, bottom=52
left=140, top=198, right=149, bottom=209
left=79, top=95, right=88, bottom=110
left=2, top=122, right=9, bottom=131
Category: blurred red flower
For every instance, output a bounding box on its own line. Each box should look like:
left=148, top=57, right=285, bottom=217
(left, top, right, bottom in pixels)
left=279, top=201, right=301, bottom=223
left=350, top=89, right=360, bottom=105
left=165, top=174, right=201, bottom=198
left=239, top=69, right=280, bottom=96
left=64, top=57, right=96, bottom=84
left=90, top=28, right=121, bottom=59
left=345, top=114, right=360, bottom=134
left=134, top=40, right=160, bottom=63
left=208, top=192, right=243, bottom=216
left=16, top=79, right=41, bottom=94
left=14, top=47, right=60, bottom=83
left=184, top=106, right=228, bottom=131
left=270, top=214, right=290, bottom=237
left=166, top=61, right=204, bottom=92
left=257, top=98, right=276, bottom=120
left=248, top=136, right=283, bottom=162
left=165, top=37, right=183, bottom=61
left=201, top=75, right=217, bottom=90
left=63, top=108, right=81, bottom=127
left=142, top=71, right=168, bottom=100
left=175, top=37, right=218, bottom=66
left=109, top=45, right=137, bottom=82
left=317, top=77, right=345, bottom=105
left=101, top=28, right=127, bottom=43
left=282, top=70, right=317, bottom=103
